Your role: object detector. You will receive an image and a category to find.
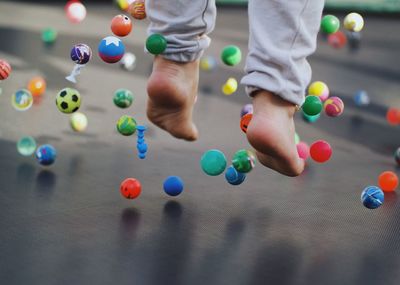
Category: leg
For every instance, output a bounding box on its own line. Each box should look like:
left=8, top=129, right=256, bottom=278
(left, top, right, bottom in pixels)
left=146, top=0, right=216, bottom=141
left=242, top=0, right=324, bottom=176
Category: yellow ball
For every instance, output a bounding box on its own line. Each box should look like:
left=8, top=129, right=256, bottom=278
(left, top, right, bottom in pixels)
left=308, top=81, right=329, bottom=102
left=344, top=13, right=364, bottom=32
left=70, top=112, right=88, bottom=132
left=222, top=78, right=238, bottom=95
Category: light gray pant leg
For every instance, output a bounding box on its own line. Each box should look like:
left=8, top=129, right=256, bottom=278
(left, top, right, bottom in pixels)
left=241, top=0, right=324, bottom=106
left=146, top=0, right=217, bottom=62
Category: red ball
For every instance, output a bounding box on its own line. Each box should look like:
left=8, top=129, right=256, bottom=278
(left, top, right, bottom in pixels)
left=0, top=59, right=12, bottom=80
left=378, top=171, right=398, bottom=192
left=240, top=113, right=252, bottom=133
left=120, top=178, right=141, bottom=199
left=386, top=108, right=400, bottom=126
left=328, top=31, right=347, bottom=49
left=297, top=141, right=310, bottom=160
left=111, top=14, right=132, bottom=37
left=310, top=140, right=332, bottom=163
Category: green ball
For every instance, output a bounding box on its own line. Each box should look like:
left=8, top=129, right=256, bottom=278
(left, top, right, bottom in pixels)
left=320, top=15, right=340, bottom=34
left=302, top=95, right=322, bottom=116
left=17, top=136, right=37, bottom=156
left=113, top=89, right=134, bottom=108
left=200, top=149, right=227, bottom=176
left=221, top=45, right=242, bottom=66
left=56, top=88, right=81, bottom=114
left=232, top=149, right=256, bottom=173
left=117, top=115, right=137, bottom=136
left=302, top=112, right=320, bottom=123
left=41, top=28, right=57, bottom=44
left=146, top=34, right=167, bottom=55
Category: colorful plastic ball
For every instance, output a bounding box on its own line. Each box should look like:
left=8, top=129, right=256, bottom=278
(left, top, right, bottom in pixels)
left=354, top=90, right=370, bottom=106
left=395, top=147, right=400, bottom=166
left=222, top=78, right=238, bottom=95
left=320, top=15, right=340, bottom=34
left=386, top=108, right=400, bottom=126
left=70, top=112, right=88, bottom=132
left=200, top=56, right=217, bottom=71
left=240, top=113, right=252, bottom=134
left=328, top=31, right=347, bottom=49
left=240, top=104, right=253, bottom=117
left=27, top=76, right=46, bottom=96
left=120, top=52, right=137, bottom=71
left=308, top=81, right=329, bottom=102
left=113, top=88, right=134, bottom=108
left=115, top=0, right=130, bottom=11
left=35, top=144, right=57, bottom=166
left=200, top=149, right=227, bottom=176
left=302, top=112, right=320, bottom=123
left=117, top=115, right=137, bottom=136
left=98, top=36, right=125, bottom=63
left=344, top=13, right=364, bottom=32
left=11, top=89, right=33, bottom=111
left=129, top=0, right=146, bottom=20
left=111, top=14, right=132, bottom=37
left=41, top=28, right=57, bottom=45
left=294, top=132, right=300, bottom=145
left=297, top=141, right=310, bottom=160
left=302, top=96, right=322, bottom=116
left=232, top=149, right=256, bottom=173
left=0, top=59, right=11, bottom=80
left=361, top=186, right=384, bottom=209
left=56, top=88, right=81, bottom=114
left=70, top=43, right=92, bottom=65
left=163, top=176, right=184, bottom=197
left=225, top=165, right=246, bottom=186
left=221, top=45, right=242, bottom=66
left=324, top=96, right=344, bottom=117
left=120, top=178, right=141, bottom=199
left=378, top=171, right=398, bottom=192
left=310, top=140, right=332, bottom=163
left=65, top=0, right=87, bottom=23
left=146, top=34, right=167, bottom=55
left=17, top=136, right=37, bottom=156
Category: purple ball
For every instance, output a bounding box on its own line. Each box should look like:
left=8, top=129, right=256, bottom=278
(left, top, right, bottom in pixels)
left=70, top=43, right=92, bottom=65
left=240, top=104, right=253, bottom=117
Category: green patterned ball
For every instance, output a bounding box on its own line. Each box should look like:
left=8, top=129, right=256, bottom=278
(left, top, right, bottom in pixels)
left=117, top=115, right=137, bottom=136
left=113, top=89, right=134, bottom=108
left=232, top=149, right=256, bottom=173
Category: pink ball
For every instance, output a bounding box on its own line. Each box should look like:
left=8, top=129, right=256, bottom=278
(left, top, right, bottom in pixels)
left=296, top=141, right=310, bottom=160
left=324, top=96, right=344, bottom=117
left=310, top=140, right=332, bottom=163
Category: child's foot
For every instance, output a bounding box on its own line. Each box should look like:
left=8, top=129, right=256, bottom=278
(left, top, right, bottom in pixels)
left=147, top=56, right=199, bottom=141
left=246, top=91, right=305, bottom=177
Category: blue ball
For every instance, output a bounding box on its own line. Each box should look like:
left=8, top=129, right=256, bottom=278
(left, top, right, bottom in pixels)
left=98, top=36, right=125, bottom=63
left=225, top=165, right=246, bottom=186
left=354, top=90, right=370, bottom=106
left=361, top=186, right=384, bottom=209
left=35, top=144, right=57, bottom=166
left=163, top=176, right=184, bottom=197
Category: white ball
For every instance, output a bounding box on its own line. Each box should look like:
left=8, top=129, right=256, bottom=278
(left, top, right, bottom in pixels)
left=344, top=13, right=364, bottom=32
left=67, top=2, right=87, bottom=23
left=70, top=112, right=88, bottom=132
left=120, top=52, right=137, bottom=71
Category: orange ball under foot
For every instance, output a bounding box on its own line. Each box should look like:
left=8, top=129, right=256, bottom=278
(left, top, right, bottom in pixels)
left=27, top=76, right=46, bottom=96
left=378, top=171, right=398, bottom=192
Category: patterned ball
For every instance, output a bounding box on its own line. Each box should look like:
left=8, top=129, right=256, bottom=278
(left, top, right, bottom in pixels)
left=221, top=45, right=242, bottom=66
left=240, top=113, right=252, bottom=133
left=324, top=96, right=344, bottom=117
left=27, top=76, right=46, bottom=96
left=56, top=88, right=81, bottom=114
left=310, top=140, right=332, bottom=163
left=296, top=141, right=310, bottom=160
left=12, top=89, right=33, bottom=111
left=146, top=34, right=167, bottom=55
left=0, top=59, right=11, bottom=80
left=17, top=136, right=37, bottom=156
left=354, top=90, right=370, bottom=106
left=200, top=149, right=227, bottom=176
left=111, top=14, right=132, bottom=37
left=120, top=178, right=141, bottom=199
left=129, top=0, right=146, bottom=20
left=302, top=95, right=322, bottom=116
left=232, top=149, right=256, bottom=173
left=308, top=81, right=329, bottom=102
left=70, top=112, right=88, bottom=132
left=113, top=89, right=134, bottom=108
left=117, top=115, right=137, bottom=136
left=36, top=144, right=57, bottom=166
left=225, top=165, right=246, bottom=186
left=361, top=186, right=384, bottom=209
left=70, top=43, right=92, bottom=64
left=320, top=15, right=340, bottom=34
left=240, top=103, right=253, bottom=117
left=98, top=36, right=125, bottom=63
left=344, top=12, right=364, bottom=32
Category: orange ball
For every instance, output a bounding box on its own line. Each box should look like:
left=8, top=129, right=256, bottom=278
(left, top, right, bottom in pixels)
left=378, top=171, right=398, bottom=192
left=111, top=14, right=132, bottom=37
left=240, top=113, right=252, bottom=133
left=27, top=76, right=46, bottom=96
left=386, top=108, right=400, bottom=125
left=129, top=0, right=146, bottom=20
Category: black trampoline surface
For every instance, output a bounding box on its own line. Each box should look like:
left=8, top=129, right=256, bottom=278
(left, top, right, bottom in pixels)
left=1, top=2, right=400, bottom=285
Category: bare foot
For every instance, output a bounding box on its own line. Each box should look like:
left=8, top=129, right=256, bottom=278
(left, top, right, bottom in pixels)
left=146, top=56, right=199, bottom=141
left=246, top=91, right=305, bottom=177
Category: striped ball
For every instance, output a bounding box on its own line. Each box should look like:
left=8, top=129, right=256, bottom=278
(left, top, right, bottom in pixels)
left=0, top=59, right=11, bottom=80
left=324, top=96, right=344, bottom=117
left=130, top=0, right=146, bottom=20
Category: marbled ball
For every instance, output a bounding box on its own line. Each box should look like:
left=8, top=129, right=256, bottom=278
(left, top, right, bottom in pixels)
left=308, top=81, right=329, bottom=102
left=113, top=89, right=134, bottom=108
left=129, top=0, right=146, bottom=20
left=324, top=96, right=344, bottom=117
left=117, top=115, right=137, bottom=136
left=71, top=43, right=92, bottom=64
left=232, top=149, right=256, bottom=173
left=225, top=165, right=246, bottom=186
left=12, top=89, right=33, bottom=111
left=0, top=59, right=12, bottom=80
left=361, top=186, right=384, bottom=209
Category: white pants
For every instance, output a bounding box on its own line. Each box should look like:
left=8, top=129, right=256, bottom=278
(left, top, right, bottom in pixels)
left=146, top=0, right=324, bottom=106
